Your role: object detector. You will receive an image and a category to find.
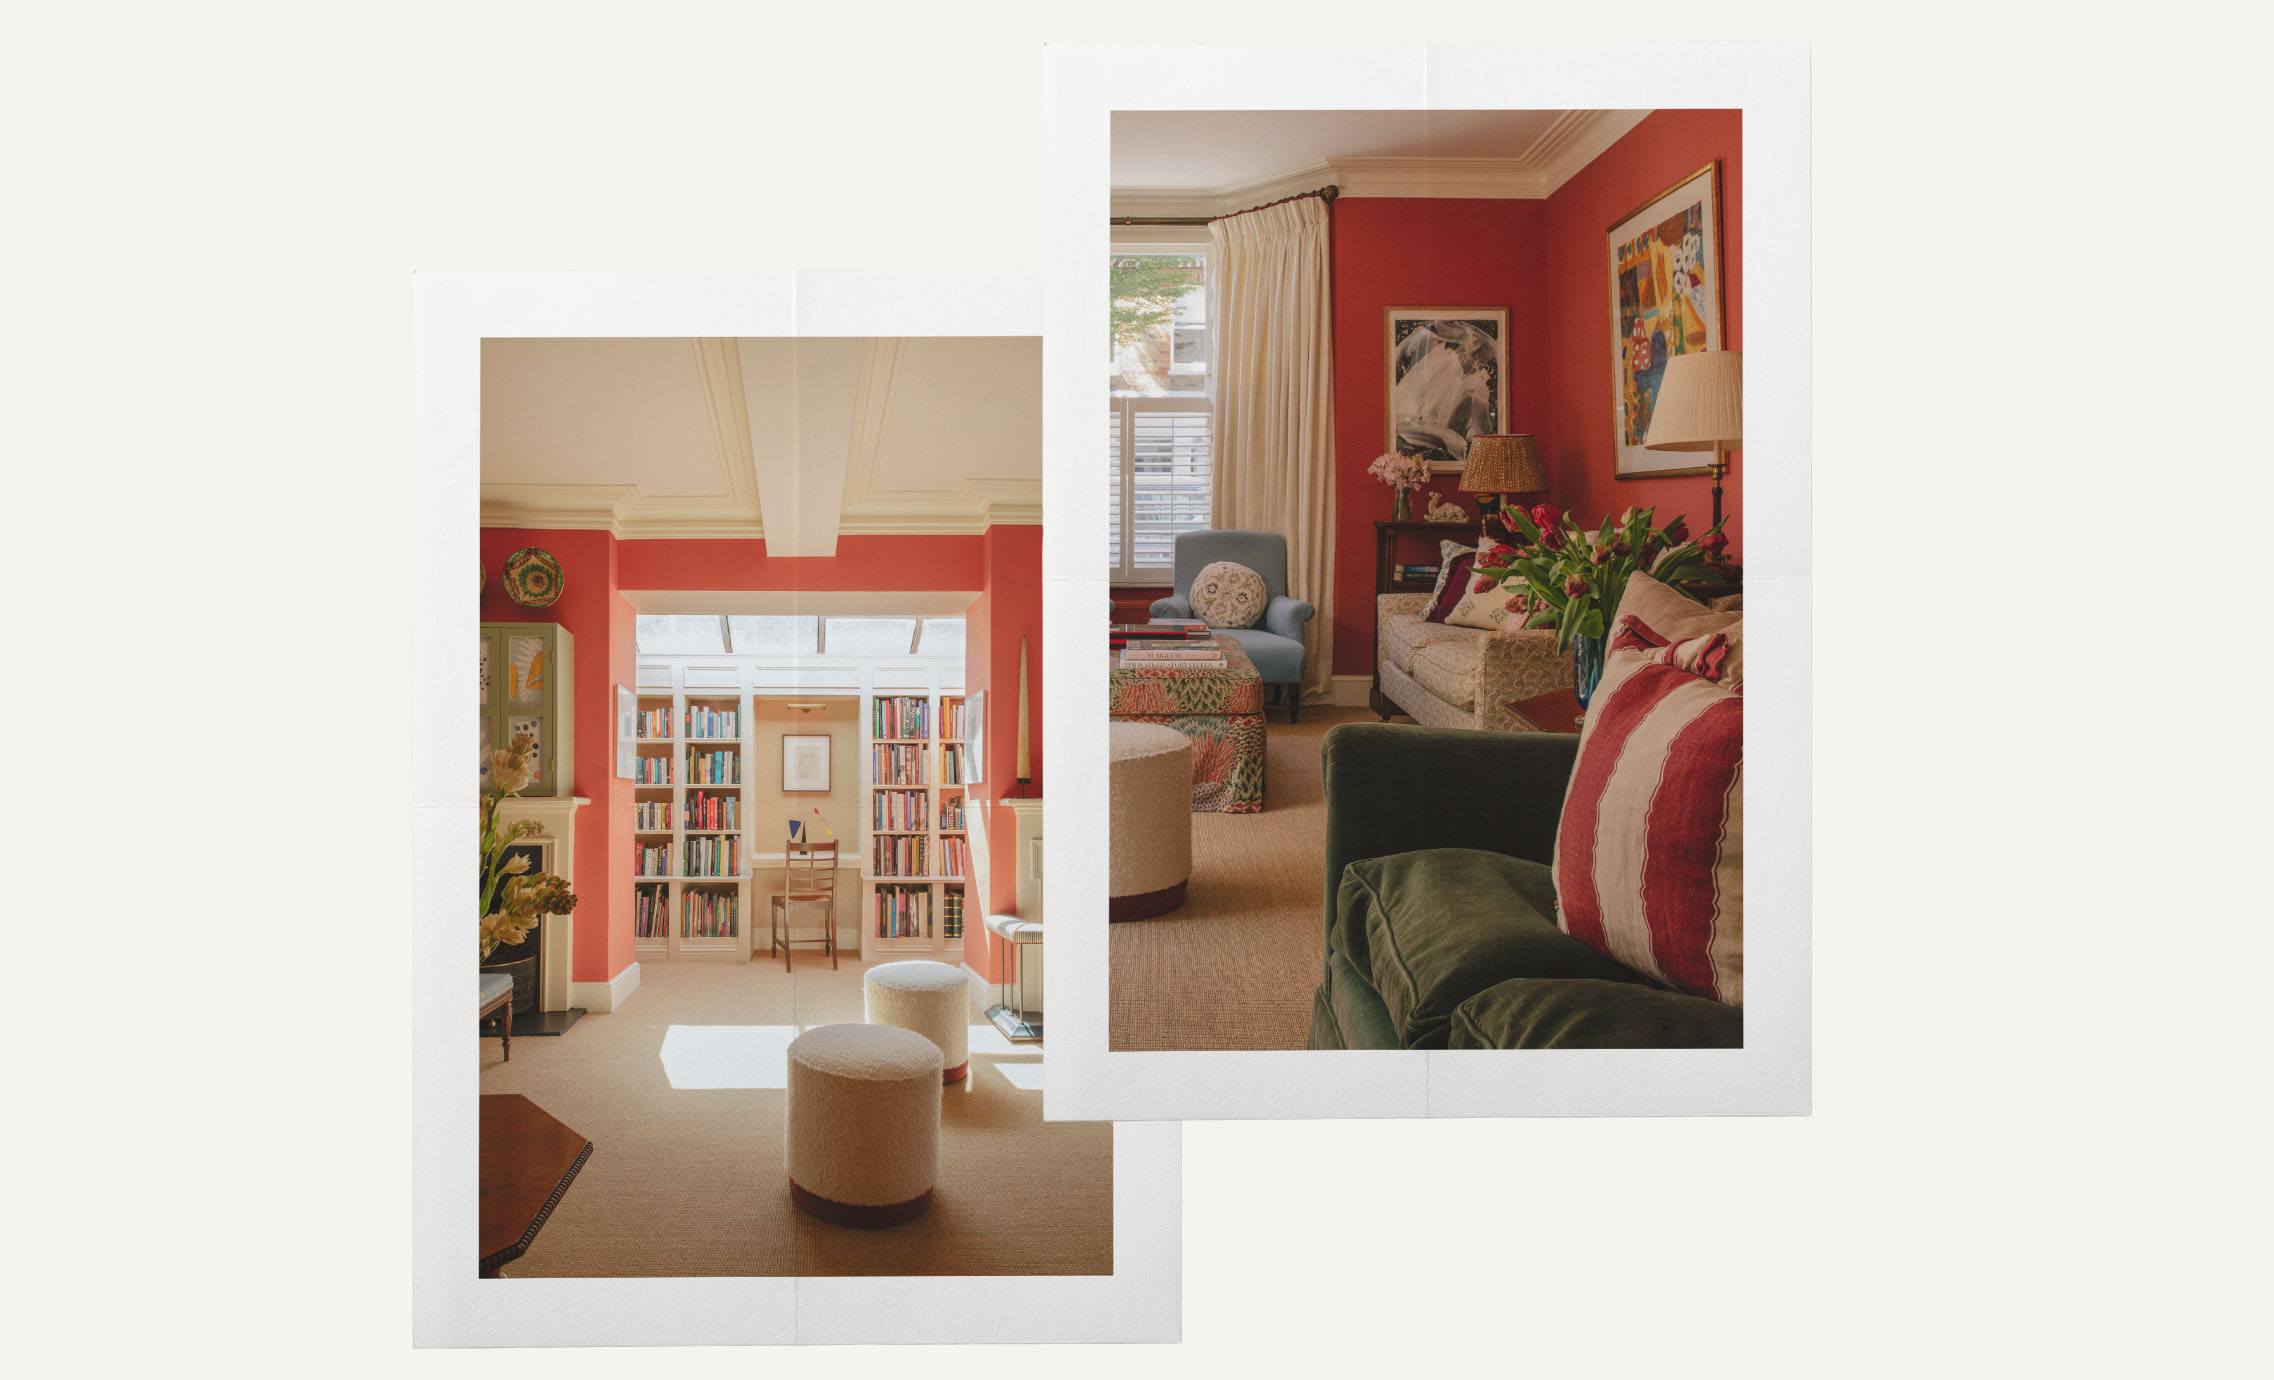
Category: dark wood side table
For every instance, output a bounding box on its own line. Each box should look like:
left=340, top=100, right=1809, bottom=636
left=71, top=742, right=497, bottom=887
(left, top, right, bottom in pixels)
left=1507, top=688, right=1585, bottom=734
left=479, top=1093, right=591, bottom=1278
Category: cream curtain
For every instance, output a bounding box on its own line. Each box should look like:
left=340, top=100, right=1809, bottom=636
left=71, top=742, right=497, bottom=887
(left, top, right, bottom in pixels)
left=1208, top=196, right=1336, bottom=703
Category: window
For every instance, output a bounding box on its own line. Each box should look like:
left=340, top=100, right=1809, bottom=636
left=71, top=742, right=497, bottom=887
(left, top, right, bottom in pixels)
left=636, top=614, right=964, bottom=665
left=1110, top=239, right=1213, bottom=583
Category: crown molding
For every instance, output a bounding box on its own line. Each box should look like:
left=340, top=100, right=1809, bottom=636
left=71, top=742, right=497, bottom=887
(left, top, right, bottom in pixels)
left=480, top=483, right=641, bottom=531
left=1109, top=110, right=1653, bottom=215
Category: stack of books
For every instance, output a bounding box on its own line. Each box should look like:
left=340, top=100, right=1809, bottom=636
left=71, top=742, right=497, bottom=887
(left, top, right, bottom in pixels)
left=1109, top=619, right=1210, bottom=650
left=1119, top=637, right=1227, bottom=670
left=1394, top=562, right=1440, bottom=584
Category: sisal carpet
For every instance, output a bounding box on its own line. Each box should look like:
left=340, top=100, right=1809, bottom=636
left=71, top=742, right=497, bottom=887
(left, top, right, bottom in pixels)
left=480, top=958, right=1110, bottom=1277
left=1109, top=705, right=1376, bottom=1051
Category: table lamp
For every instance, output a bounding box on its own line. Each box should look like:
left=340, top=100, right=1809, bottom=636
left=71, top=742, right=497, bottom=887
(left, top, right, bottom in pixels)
left=1459, top=433, right=1546, bottom=515
left=1642, top=349, right=1742, bottom=533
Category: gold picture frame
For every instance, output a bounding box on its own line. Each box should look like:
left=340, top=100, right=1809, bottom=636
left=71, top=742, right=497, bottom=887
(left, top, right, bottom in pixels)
left=1607, top=159, right=1726, bottom=480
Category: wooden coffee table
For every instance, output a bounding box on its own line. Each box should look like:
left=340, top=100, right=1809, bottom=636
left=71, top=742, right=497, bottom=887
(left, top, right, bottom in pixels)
left=1507, top=688, right=1586, bottom=734
left=479, top=1093, right=591, bottom=1278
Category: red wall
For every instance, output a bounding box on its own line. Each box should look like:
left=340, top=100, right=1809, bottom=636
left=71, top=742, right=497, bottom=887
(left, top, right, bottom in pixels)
left=1539, top=109, right=1744, bottom=559
left=961, top=524, right=1043, bottom=984
left=618, top=535, right=985, bottom=592
left=1328, top=197, right=1549, bottom=675
left=480, top=528, right=637, bottom=986
left=1321, top=112, right=1743, bottom=679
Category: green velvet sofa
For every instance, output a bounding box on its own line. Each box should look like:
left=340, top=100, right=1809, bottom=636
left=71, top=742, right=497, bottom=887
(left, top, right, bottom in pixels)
left=1308, top=723, right=1742, bottom=1050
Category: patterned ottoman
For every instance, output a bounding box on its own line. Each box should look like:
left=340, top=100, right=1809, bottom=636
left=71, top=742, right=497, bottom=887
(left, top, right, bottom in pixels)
left=1108, top=636, right=1266, bottom=813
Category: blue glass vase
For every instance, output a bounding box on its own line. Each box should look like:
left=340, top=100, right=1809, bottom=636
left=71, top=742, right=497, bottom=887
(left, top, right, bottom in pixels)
left=1572, top=633, right=1606, bottom=711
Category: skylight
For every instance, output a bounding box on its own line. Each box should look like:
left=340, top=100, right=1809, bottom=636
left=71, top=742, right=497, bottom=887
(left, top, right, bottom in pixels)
left=635, top=614, right=965, bottom=660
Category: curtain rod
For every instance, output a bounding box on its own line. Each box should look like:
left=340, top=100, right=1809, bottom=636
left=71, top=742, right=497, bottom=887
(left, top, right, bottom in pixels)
left=1111, top=184, right=1339, bottom=228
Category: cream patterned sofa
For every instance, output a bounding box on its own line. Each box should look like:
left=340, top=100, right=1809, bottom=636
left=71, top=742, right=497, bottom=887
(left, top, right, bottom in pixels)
left=1372, top=593, right=1573, bottom=731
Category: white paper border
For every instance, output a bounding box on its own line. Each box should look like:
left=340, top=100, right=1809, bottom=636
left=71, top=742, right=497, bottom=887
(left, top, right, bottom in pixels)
left=412, top=268, right=1179, bottom=1344
left=1042, top=42, right=1811, bottom=1120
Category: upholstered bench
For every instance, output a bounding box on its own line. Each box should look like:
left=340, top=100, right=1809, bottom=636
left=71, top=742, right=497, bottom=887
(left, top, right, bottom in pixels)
left=983, top=913, right=1043, bottom=1040
left=1110, top=722, right=1192, bottom=920
left=863, top=959, right=971, bottom=1084
left=785, top=1023, right=942, bottom=1227
left=479, top=971, right=514, bottom=1061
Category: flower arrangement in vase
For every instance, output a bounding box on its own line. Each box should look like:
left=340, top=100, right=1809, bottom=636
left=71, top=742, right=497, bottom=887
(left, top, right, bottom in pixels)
left=480, top=732, right=579, bottom=960
left=1470, top=504, right=1723, bottom=707
left=1366, top=451, right=1430, bottom=521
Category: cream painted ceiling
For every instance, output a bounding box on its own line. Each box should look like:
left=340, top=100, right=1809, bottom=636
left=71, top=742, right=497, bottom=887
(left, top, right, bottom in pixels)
left=1110, top=108, right=1649, bottom=213
left=480, top=337, right=1041, bottom=552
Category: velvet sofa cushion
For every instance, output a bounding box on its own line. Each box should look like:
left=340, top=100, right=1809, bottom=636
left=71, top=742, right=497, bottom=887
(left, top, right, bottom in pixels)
left=1337, top=846, right=1649, bottom=1049
left=1445, top=976, right=1743, bottom=1049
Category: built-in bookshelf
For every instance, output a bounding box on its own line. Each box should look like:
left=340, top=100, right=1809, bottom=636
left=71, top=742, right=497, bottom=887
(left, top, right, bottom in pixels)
left=628, top=682, right=754, bottom=962
left=627, top=655, right=965, bottom=966
left=857, top=686, right=970, bottom=962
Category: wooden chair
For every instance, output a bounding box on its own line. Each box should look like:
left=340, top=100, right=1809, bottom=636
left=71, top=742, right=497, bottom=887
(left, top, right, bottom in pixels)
left=770, top=838, right=840, bottom=971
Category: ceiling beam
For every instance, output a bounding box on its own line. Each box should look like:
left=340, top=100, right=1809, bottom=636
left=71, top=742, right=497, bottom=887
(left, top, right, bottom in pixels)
left=739, top=338, right=864, bottom=557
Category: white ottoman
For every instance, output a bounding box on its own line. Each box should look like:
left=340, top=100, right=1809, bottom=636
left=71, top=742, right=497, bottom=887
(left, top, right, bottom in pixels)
left=785, top=1023, right=942, bottom=1227
left=1110, top=722, right=1193, bottom=921
left=863, top=959, right=971, bottom=1084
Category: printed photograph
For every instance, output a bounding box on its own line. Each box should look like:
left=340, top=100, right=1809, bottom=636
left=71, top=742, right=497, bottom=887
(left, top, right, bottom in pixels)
left=473, top=334, right=1095, bottom=1276
left=1104, top=109, right=1746, bottom=1053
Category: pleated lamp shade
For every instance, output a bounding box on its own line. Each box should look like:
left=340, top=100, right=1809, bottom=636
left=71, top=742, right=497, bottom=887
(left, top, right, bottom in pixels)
left=1459, top=434, right=1546, bottom=495
left=1643, top=350, right=1743, bottom=450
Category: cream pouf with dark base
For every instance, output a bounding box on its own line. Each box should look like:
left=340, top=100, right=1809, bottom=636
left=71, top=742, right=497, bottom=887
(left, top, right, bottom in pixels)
left=863, top=959, right=971, bottom=1084
left=1110, top=722, right=1193, bottom=921
left=785, top=1023, right=942, bottom=1228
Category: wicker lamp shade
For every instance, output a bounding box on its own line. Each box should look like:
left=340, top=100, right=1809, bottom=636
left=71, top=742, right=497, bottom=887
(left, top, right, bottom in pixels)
left=1643, top=350, right=1743, bottom=450
left=1459, top=434, right=1546, bottom=496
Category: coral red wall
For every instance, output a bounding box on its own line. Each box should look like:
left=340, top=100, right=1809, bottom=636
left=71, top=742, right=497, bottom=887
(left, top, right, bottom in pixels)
left=1540, top=109, right=1743, bottom=559
left=480, top=528, right=637, bottom=986
left=617, top=535, right=985, bottom=592
left=962, top=524, right=1043, bottom=984
left=1328, top=197, right=1549, bottom=675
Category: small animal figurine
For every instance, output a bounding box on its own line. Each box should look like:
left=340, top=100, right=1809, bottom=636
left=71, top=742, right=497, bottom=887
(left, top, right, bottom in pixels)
left=1425, top=492, right=1468, bottom=524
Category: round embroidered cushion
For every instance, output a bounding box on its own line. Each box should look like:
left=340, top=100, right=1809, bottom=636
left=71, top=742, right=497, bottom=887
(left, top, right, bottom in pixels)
left=1188, top=561, right=1267, bottom=628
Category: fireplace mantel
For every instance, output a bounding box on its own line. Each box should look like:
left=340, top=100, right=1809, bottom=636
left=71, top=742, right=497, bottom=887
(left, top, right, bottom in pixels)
left=495, top=795, right=587, bottom=1013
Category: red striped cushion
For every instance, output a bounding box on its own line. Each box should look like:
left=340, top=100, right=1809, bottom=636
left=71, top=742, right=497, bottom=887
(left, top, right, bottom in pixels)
left=1553, top=597, right=1743, bottom=1005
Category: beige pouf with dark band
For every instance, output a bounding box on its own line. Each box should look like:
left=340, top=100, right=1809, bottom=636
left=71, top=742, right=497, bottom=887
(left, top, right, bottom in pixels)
left=863, top=959, right=972, bottom=1084
left=1110, top=721, right=1193, bottom=921
left=785, top=1022, right=942, bottom=1228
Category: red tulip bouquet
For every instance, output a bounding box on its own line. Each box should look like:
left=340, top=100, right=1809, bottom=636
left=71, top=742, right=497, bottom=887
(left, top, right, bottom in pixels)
left=1470, top=503, right=1725, bottom=655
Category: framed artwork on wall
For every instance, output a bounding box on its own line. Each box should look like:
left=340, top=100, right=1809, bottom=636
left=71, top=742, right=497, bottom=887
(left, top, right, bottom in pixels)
left=781, top=733, right=831, bottom=793
left=963, top=691, right=985, bottom=787
left=1385, top=307, right=1508, bottom=473
left=614, top=685, right=635, bottom=780
left=1608, top=160, right=1725, bottom=478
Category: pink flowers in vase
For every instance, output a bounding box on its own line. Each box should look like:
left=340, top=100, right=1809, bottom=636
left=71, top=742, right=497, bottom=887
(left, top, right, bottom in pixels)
left=1366, top=451, right=1430, bottom=493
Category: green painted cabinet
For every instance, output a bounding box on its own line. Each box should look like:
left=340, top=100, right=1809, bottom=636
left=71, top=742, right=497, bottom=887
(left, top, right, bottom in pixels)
left=480, top=621, right=576, bottom=797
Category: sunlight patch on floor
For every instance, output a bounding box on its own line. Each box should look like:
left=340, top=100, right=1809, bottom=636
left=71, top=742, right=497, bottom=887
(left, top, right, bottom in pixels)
left=990, top=1060, right=1044, bottom=1091
left=657, top=1024, right=802, bottom=1090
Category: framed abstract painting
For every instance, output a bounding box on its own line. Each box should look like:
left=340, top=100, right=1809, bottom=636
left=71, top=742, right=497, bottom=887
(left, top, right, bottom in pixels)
left=1385, top=307, right=1508, bottom=472
left=1607, top=160, right=1725, bottom=478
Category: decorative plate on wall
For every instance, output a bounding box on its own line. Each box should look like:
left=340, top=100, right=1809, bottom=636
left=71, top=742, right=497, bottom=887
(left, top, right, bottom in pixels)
left=503, top=547, right=564, bottom=608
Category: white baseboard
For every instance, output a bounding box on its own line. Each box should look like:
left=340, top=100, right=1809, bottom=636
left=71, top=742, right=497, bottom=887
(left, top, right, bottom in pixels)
left=1329, top=674, right=1372, bottom=707
left=958, top=961, right=994, bottom=1016
left=569, top=960, right=641, bottom=1014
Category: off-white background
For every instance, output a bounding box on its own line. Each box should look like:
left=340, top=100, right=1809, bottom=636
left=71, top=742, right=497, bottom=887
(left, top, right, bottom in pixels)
left=5, top=3, right=2264, bottom=1376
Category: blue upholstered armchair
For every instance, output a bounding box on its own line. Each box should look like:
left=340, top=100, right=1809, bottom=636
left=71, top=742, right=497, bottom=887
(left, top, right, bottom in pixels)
left=1149, top=530, right=1315, bottom=721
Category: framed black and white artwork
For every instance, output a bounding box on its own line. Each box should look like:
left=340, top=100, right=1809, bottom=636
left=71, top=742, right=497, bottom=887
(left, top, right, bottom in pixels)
left=1385, top=307, right=1509, bottom=472
left=781, top=733, right=831, bottom=793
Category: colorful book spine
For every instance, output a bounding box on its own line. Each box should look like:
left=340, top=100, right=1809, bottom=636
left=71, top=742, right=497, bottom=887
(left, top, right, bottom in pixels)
left=635, top=706, right=673, bottom=739
left=872, top=789, right=927, bottom=831
left=872, top=696, right=930, bottom=740
left=683, top=705, right=739, bottom=739
left=871, top=744, right=924, bottom=785
left=681, top=835, right=741, bottom=877
left=875, top=885, right=930, bottom=940
left=942, top=887, right=964, bottom=941
left=939, top=796, right=965, bottom=831
left=634, top=843, right=671, bottom=877
left=942, top=744, right=965, bottom=785
left=940, top=699, right=966, bottom=740
left=635, top=801, right=672, bottom=831
left=871, top=835, right=928, bottom=877
left=680, top=889, right=738, bottom=939
left=687, top=749, right=739, bottom=784
left=635, top=755, right=672, bottom=785
left=686, top=792, right=738, bottom=832
left=635, top=885, right=670, bottom=940
left=940, top=835, right=969, bottom=878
